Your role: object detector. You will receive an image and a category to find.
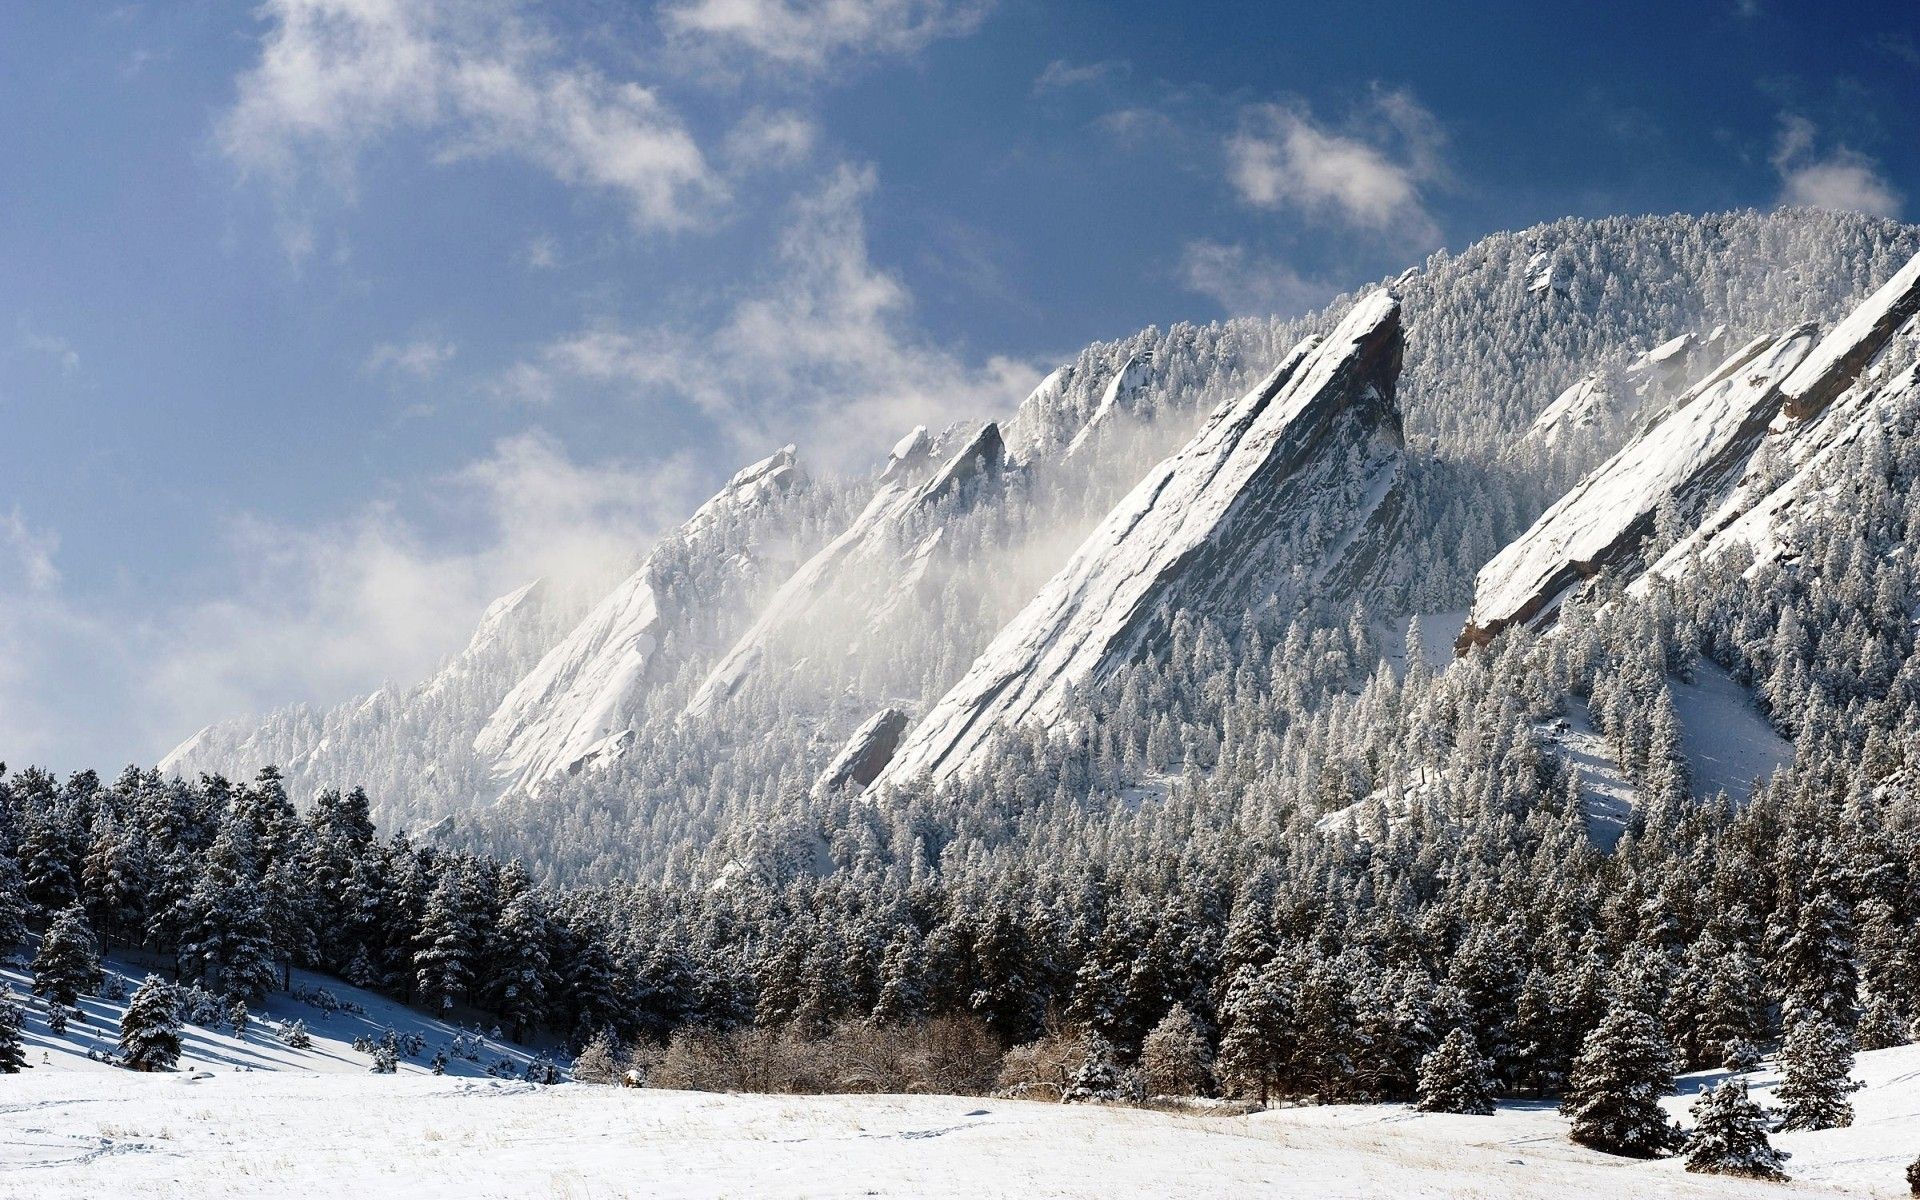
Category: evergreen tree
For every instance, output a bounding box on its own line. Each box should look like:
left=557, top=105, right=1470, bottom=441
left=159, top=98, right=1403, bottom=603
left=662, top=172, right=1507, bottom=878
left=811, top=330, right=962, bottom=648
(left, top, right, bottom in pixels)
left=1776, top=1013, right=1862, bottom=1131
left=0, top=855, right=33, bottom=952
left=227, top=999, right=250, bottom=1039
left=413, top=869, right=479, bottom=1013
left=1563, top=999, right=1682, bottom=1157
left=1140, top=1004, right=1213, bottom=1097
left=281, top=1019, right=312, bottom=1049
left=31, top=904, right=101, bottom=1009
left=0, top=987, right=26, bottom=1073
left=118, top=975, right=182, bottom=1072
left=1684, top=1079, right=1788, bottom=1181
left=1416, top=1027, right=1497, bottom=1115
left=1063, top=1032, right=1121, bottom=1103
left=485, top=888, right=551, bottom=1041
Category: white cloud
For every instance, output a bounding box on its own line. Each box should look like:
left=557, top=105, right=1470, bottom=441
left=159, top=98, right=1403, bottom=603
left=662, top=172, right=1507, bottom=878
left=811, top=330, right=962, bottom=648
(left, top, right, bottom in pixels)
left=0, top=432, right=704, bottom=769
left=17, top=327, right=80, bottom=375
left=1179, top=241, right=1329, bottom=317
left=723, top=107, right=819, bottom=168
left=1227, top=89, right=1446, bottom=241
left=1771, top=114, right=1903, bottom=219
left=662, top=0, right=989, bottom=73
left=221, top=0, right=722, bottom=232
left=0, top=509, right=60, bottom=593
left=365, top=338, right=457, bottom=379
left=500, top=163, right=1039, bottom=470
left=1033, top=58, right=1126, bottom=94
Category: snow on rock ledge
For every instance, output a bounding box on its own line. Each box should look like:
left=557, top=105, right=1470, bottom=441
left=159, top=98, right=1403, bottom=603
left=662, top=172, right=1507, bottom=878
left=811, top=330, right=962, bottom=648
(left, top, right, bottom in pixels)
left=814, top=707, right=910, bottom=795
left=874, top=290, right=1407, bottom=791
left=1459, top=329, right=1815, bottom=649
left=1462, top=249, right=1920, bottom=651
left=474, top=447, right=801, bottom=795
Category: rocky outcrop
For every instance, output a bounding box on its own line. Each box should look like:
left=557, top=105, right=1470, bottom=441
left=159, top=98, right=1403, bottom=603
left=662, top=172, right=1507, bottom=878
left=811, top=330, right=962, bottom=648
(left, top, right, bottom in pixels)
left=1462, top=248, right=1920, bottom=649
left=1459, top=331, right=1814, bottom=649
left=1065, top=352, right=1152, bottom=457
left=474, top=447, right=801, bottom=794
left=684, top=423, right=1007, bottom=720
left=815, top=707, right=910, bottom=795
left=873, top=291, right=1407, bottom=791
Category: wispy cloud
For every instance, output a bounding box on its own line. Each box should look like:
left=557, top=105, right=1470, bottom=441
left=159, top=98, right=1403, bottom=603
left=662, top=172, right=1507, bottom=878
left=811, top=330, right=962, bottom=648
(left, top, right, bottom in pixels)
left=220, top=0, right=722, bottom=237
left=17, top=326, right=80, bottom=376
left=1771, top=113, right=1903, bottom=218
left=0, top=432, right=704, bottom=768
left=365, top=338, right=458, bottom=380
left=498, top=163, right=1039, bottom=471
left=1178, top=241, right=1331, bottom=317
left=1227, top=88, right=1447, bottom=242
left=662, top=0, right=990, bottom=74
left=722, top=107, right=819, bottom=168
left=0, top=509, right=61, bottom=593
left=1033, top=58, right=1127, bottom=94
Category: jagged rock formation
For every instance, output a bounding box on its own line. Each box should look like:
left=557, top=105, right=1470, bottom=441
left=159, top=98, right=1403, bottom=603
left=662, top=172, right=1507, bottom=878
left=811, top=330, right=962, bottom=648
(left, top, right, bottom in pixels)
left=874, top=290, right=1407, bottom=790
left=474, top=448, right=802, bottom=794
left=1065, top=352, right=1151, bottom=457
left=814, top=707, right=909, bottom=795
left=1463, top=249, right=1920, bottom=648
left=685, top=422, right=1007, bottom=720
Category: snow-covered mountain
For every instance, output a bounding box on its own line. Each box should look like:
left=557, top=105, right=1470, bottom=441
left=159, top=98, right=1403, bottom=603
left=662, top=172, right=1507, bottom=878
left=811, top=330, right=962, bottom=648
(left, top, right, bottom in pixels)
left=476, top=447, right=803, bottom=795
left=875, top=290, right=1407, bottom=790
left=157, top=209, right=1920, bottom=876
left=1462, top=247, right=1920, bottom=647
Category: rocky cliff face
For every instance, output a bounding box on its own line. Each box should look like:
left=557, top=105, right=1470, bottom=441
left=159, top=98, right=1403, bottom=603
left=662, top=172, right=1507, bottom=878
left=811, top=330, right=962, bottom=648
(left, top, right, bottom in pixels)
left=685, top=422, right=1007, bottom=721
left=874, top=290, right=1407, bottom=791
left=1462, top=249, right=1920, bottom=648
left=473, top=447, right=802, bottom=794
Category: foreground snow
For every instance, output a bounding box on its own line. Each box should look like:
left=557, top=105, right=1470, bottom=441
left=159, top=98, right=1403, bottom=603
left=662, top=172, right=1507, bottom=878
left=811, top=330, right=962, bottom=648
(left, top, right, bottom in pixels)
left=6, top=1045, right=1920, bottom=1198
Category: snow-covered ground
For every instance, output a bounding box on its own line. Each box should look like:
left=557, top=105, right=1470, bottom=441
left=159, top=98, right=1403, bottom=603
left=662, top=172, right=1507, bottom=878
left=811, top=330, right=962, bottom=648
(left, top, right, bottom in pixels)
left=1671, top=660, right=1793, bottom=802
left=6, top=1046, right=1920, bottom=1198
left=1, top=952, right=549, bottom=1081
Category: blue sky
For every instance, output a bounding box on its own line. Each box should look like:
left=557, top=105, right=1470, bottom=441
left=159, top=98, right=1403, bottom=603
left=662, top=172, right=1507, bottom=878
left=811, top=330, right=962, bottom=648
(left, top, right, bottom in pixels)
left=1, top=0, right=1915, bottom=769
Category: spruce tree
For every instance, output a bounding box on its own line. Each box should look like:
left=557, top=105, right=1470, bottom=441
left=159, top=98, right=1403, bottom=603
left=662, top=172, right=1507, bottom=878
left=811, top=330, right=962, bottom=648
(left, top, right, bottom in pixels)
left=280, top=1018, right=311, bottom=1049
left=1685, top=1079, right=1788, bottom=1181
left=32, top=904, right=101, bottom=1009
left=1063, top=1032, right=1121, bottom=1103
left=1140, top=1004, right=1212, bottom=1097
left=1776, top=1013, right=1862, bottom=1131
left=227, top=999, right=249, bottom=1038
left=1563, top=999, right=1682, bottom=1157
left=1416, top=1027, right=1497, bottom=1115
left=119, top=975, right=182, bottom=1072
left=0, top=987, right=26, bottom=1073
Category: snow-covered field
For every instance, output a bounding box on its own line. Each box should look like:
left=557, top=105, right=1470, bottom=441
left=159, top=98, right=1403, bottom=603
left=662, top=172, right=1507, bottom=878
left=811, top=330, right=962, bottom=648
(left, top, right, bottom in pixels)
left=6, top=1042, right=1920, bottom=1198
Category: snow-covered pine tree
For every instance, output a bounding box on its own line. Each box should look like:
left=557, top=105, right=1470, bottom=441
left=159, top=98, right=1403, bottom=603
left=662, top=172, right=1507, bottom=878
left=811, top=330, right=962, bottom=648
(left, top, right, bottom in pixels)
left=1063, top=1032, right=1121, bottom=1103
left=413, top=868, right=479, bottom=1013
left=281, top=1018, right=312, bottom=1049
left=0, top=987, right=26, bottom=1073
left=485, top=887, right=551, bottom=1041
left=227, top=999, right=249, bottom=1038
left=0, top=854, right=32, bottom=951
left=1563, top=998, right=1682, bottom=1157
left=1685, top=1079, right=1788, bottom=1181
left=1416, top=1027, right=1497, bottom=1115
left=31, top=903, right=101, bottom=1009
left=118, top=975, right=182, bottom=1072
left=1140, top=1004, right=1213, bottom=1097
left=1775, top=1013, right=1863, bottom=1131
